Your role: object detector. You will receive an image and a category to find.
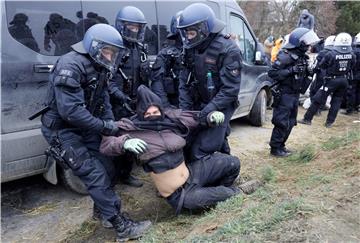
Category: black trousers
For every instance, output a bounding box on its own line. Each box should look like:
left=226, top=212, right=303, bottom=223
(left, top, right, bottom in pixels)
left=167, top=153, right=240, bottom=214
left=304, top=77, right=348, bottom=124
left=269, top=93, right=299, bottom=149
left=187, top=106, right=235, bottom=162
left=42, top=126, right=120, bottom=220
left=346, top=78, right=360, bottom=112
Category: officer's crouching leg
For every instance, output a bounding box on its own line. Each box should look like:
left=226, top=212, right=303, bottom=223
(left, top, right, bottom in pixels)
left=72, top=155, right=121, bottom=220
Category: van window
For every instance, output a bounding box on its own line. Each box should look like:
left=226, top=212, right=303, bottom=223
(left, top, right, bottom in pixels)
left=229, top=14, right=256, bottom=64
left=5, top=1, right=81, bottom=56
left=156, top=1, right=221, bottom=49
left=81, top=1, right=158, bottom=55
left=229, top=14, right=245, bottom=54
left=243, top=24, right=256, bottom=64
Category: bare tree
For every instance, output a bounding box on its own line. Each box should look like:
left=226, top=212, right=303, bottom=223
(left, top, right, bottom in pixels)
left=238, top=0, right=338, bottom=42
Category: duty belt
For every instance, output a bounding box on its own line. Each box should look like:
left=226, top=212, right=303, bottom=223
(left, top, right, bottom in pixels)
left=325, top=74, right=347, bottom=79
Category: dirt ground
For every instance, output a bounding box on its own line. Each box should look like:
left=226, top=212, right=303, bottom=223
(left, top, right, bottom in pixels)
left=2, top=107, right=359, bottom=242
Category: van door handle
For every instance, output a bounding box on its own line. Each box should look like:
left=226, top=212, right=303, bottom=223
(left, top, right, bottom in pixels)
left=34, top=64, right=54, bottom=73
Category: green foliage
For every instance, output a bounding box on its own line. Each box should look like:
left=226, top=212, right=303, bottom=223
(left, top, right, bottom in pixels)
left=285, top=144, right=316, bottom=164
left=261, top=165, right=277, bottom=183
left=322, top=130, right=360, bottom=151
left=190, top=195, right=312, bottom=242
left=335, top=2, right=360, bottom=35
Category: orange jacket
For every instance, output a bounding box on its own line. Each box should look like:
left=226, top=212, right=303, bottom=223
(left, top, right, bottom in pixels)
left=271, top=38, right=284, bottom=63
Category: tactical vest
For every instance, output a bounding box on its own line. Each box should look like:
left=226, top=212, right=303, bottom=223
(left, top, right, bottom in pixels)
left=353, top=47, right=360, bottom=80
left=120, top=42, right=148, bottom=98
left=162, top=45, right=182, bottom=95
left=327, top=50, right=353, bottom=76
left=192, top=35, right=227, bottom=104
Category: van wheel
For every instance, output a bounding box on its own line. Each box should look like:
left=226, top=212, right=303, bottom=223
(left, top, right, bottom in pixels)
left=59, top=168, right=88, bottom=195
left=249, top=89, right=267, bottom=126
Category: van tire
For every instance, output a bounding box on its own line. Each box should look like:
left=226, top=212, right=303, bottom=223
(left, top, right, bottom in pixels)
left=60, top=168, right=88, bottom=195
left=249, top=89, right=267, bottom=126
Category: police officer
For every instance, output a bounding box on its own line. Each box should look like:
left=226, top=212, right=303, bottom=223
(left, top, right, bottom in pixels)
left=108, top=6, right=151, bottom=187
left=344, top=33, right=360, bottom=114
left=40, top=24, right=151, bottom=241
left=308, top=35, right=336, bottom=113
left=269, top=28, right=319, bottom=157
left=43, top=13, right=77, bottom=55
left=299, top=32, right=356, bottom=127
left=151, top=11, right=183, bottom=108
left=8, top=13, right=40, bottom=52
left=177, top=3, right=242, bottom=162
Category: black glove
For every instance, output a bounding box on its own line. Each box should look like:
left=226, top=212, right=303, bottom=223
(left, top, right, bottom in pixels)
left=291, top=64, right=306, bottom=74
left=101, top=120, right=119, bottom=136
left=140, top=60, right=151, bottom=82
left=114, top=90, right=131, bottom=104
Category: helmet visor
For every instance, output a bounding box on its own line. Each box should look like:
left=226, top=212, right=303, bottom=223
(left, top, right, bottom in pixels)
left=299, top=30, right=320, bottom=46
left=118, top=21, right=146, bottom=42
left=89, top=39, right=125, bottom=73
left=179, top=20, right=210, bottom=49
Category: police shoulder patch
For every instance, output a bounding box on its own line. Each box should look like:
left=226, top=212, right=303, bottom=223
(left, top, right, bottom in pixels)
left=59, top=69, right=73, bottom=77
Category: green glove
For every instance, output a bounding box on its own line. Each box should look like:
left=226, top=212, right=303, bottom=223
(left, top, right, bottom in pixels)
left=123, top=138, right=148, bottom=155
left=209, top=111, right=225, bottom=126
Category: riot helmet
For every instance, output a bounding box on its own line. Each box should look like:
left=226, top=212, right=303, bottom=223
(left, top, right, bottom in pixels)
left=333, top=32, right=352, bottom=53
left=115, top=6, right=147, bottom=42
left=72, top=24, right=126, bottom=73
left=323, top=35, right=336, bottom=50
left=177, top=3, right=225, bottom=48
left=167, top=11, right=183, bottom=39
left=282, top=27, right=319, bottom=52
left=353, top=32, right=360, bottom=46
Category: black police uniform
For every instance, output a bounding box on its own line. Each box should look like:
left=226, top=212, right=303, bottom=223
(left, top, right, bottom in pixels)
left=41, top=51, right=121, bottom=220
left=303, top=50, right=355, bottom=125
left=108, top=40, right=150, bottom=182
left=269, top=49, right=310, bottom=152
left=151, top=37, right=183, bottom=108
left=345, top=46, right=360, bottom=113
left=179, top=33, right=242, bottom=162
left=109, top=40, right=150, bottom=119
left=309, top=49, right=328, bottom=100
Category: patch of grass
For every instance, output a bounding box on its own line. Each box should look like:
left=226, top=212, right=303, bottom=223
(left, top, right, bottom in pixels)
left=285, top=144, right=316, bottom=164
left=62, top=219, right=97, bottom=242
left=189, top=197, right=312, bottom=242
left=142, top=194, right=245, bottom=242
left=141, top=215, right=196, bottom=243
left=260, top=165, right=277, bottom=183
left=322, top=130, right=360, bottom=151
left=296, top=173, right=337, bottom=188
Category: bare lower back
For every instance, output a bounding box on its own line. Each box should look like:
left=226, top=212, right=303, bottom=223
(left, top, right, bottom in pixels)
left=150, top=161, right=189, bottom=198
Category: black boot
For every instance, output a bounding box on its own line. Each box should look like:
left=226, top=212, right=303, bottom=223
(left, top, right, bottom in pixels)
left=270, top=148, right=291, bottom=157
left=92, top=204, right=113, bottom=228
left=109, top=213, right=152, bottom=242
left=120, top=175, right=143, bottom=188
